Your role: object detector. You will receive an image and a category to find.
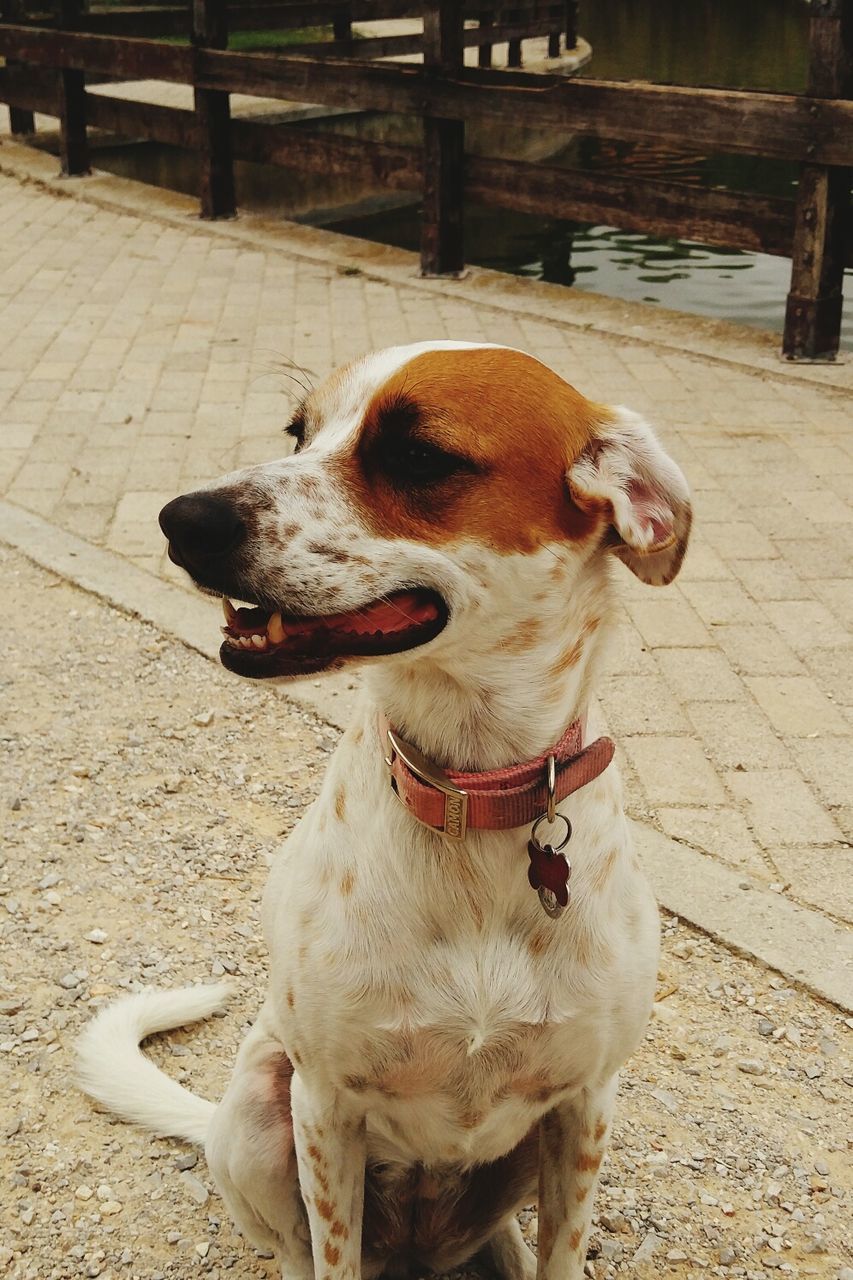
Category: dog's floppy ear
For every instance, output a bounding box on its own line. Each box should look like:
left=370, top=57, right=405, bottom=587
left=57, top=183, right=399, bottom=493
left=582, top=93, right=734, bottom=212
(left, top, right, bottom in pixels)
left=567, top=407, right=691, bottom=586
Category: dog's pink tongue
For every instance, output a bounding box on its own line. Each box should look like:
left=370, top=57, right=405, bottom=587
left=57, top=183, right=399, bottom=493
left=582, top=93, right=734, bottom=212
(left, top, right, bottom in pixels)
left=333, top=591, right=439, bottom=637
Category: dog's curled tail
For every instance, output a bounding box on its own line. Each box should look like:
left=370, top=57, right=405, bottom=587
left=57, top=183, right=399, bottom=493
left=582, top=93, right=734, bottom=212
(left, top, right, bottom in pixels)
left=76, top=983, right=233, bottom=1146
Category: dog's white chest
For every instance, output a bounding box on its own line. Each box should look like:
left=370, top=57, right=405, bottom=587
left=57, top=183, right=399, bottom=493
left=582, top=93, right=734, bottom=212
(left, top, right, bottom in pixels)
left=276, top=913, right=625, bottom=1166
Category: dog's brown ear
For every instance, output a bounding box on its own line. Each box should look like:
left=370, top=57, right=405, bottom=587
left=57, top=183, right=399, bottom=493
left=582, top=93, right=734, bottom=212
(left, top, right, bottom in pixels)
left=567, top=407, right=691, bottom=585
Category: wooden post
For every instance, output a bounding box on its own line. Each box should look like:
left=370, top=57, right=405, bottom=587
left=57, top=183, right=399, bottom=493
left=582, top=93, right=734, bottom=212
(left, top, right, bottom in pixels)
left=192, top=0, right=236, bottom=219
left=3, top=0, right=35, bottom=135
left=783, top=0, right=852, bottom=359
left=57, top=0, right=89, bottom=174
left=421, top=3, right=465, bottom=276
left=507, top=7, right=522, bottom=67
left=332, top=3, right=352, bottom=43
left=548, top=3, right=562, bottom=58
left=478, top=9, right=493, bottom=68
left=565, top=0, right=579, bottom=49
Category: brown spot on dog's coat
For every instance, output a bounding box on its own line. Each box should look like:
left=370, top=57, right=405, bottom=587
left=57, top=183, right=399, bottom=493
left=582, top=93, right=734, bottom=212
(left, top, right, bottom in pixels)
left=550, top=636, right=584, bottom=678
left=594, top=1119, right=607, bottom=1142
left=287, top=989, right=295, bottom=1009
left=569, top=1228, right=582, bottom=1251
left=528, top=929, right=550, bottom=957
left=501, top=617, right=544, bottom=654
left=575, top=1149, right=603, bottom=1173
left=335, top=786, right=346, bottom=821
left=340, top=870, right=355, bottom=895
left=590, top=847, right=621, bottom=894
left=550, top=614, right=600, bottom=680
left=324, top=1242, right=340, bottom=1265
left=316, top=1197, right=335, bottom=1221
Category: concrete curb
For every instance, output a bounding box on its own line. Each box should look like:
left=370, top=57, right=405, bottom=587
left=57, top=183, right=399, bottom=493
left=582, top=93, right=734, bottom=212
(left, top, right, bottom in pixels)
left=634, top=823, right=852, bottom=1014
left=3, top=497, right=851, bottom=1012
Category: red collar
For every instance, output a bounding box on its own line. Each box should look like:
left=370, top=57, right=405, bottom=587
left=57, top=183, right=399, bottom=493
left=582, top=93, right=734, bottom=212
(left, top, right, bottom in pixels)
left=382, top=716, right=614, bottom=839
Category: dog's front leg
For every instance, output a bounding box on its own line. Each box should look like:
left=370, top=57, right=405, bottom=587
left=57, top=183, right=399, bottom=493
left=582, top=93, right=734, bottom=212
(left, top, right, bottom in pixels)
left=536, top=1077, right=617, bottom=1280
left=291, top=1073, right=367, bottom=1280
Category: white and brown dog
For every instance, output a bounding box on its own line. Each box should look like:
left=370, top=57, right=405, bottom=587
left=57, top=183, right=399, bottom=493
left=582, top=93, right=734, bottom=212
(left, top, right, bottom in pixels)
left=78, top=342, right=691, bottom=1280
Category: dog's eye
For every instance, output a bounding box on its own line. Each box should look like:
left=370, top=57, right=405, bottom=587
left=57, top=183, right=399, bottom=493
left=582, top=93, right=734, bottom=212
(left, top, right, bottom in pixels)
left=384, top=439, right=469, bottom=487
left=285, top=411, right=306, bottom=452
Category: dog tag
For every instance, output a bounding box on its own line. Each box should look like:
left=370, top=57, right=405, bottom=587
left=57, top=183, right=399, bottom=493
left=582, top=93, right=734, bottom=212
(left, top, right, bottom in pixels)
left=527, top=838, right=571, bottom=919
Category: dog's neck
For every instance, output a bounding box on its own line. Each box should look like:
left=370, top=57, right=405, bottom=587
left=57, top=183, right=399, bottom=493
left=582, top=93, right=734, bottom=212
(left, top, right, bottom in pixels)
left=365, top=559, right=612, bottom=772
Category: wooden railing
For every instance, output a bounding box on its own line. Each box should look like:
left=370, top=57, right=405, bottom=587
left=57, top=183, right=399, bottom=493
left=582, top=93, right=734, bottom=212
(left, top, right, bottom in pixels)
left=0, top=0, right=850, bottom=358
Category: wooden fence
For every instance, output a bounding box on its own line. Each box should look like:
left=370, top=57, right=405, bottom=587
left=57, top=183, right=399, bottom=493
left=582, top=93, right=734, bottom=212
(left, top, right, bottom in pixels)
left=0, top=0, right=851, bottom=358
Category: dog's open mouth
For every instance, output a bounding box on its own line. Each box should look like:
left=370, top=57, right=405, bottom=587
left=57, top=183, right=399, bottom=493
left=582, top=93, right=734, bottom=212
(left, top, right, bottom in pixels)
left=219, top=588, right=449, bottom=678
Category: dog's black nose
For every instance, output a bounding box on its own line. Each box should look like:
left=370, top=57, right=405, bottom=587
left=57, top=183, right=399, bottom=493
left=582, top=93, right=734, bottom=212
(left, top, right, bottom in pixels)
left=159, top=492, right=245, bottom=563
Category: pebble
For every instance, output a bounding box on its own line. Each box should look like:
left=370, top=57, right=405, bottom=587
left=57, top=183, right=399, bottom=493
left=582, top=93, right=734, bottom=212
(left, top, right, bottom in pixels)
left=650, top=1088, right=679, bottom=1114
left=599, top=1239, right=623, bottom=1262
left=600, top=1212, right=630, bottom=1234
left=75, top=1185, right=94, bottom=1201
left=180, top=1171, right=209, bottom=1205
left=737, top=1058, right=764, bottom=1075
left=99, top=1200, right=122, bottom=1216
left=85, top=928, right=109, bottom=944
left=175, top=1152, right=199, bottom=1171
left=633, top=1233, right=660, bottom=1263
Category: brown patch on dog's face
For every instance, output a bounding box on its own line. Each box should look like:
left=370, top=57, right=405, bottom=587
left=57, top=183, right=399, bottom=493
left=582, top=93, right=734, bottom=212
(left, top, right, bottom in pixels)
left=337, top=348, right=600, bottom=554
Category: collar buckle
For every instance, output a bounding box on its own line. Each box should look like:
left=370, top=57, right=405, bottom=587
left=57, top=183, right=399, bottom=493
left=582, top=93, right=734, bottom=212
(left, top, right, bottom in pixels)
left=385, top=728, right=469, bottom=840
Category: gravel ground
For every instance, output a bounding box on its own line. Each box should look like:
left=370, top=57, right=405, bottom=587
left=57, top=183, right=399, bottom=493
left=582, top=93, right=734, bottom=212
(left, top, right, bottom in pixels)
left=1, top=544, right=851, bottom=1280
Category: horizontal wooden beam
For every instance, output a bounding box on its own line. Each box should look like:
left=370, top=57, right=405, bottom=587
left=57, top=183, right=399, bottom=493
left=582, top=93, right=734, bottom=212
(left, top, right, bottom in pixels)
left=2, top=25, right=853, bottom=167
left=0, top=23, right=194, bottom=79
left=80, top=8, right=190, bottom=36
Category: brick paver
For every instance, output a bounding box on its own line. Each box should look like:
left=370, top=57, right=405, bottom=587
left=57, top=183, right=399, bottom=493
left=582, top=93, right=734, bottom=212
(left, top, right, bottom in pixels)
left=1, top=164, right=851, bottom=933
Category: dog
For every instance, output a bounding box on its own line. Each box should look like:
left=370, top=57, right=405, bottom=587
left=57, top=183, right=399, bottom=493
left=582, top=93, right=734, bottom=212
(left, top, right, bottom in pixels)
left=78, top=341, right=691, bottom=1280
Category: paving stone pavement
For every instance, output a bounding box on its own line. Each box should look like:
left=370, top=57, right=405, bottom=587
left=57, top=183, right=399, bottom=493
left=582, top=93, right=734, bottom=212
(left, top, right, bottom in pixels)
left=0, top=147, right=852, bottom=950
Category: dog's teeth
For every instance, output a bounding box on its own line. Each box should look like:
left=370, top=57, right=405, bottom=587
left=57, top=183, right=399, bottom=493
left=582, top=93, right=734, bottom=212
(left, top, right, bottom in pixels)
left=267, top=612, right=285, bottom=644
left=239, top=636, right=253, bottom=648
left=222, top=597, right=236, bottom=624
left=251, top=634, right=267, bottom=649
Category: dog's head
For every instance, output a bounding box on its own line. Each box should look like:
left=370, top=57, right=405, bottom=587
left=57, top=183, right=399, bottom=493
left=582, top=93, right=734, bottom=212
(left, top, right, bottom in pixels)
left=159, top=342, right=691, bottom=680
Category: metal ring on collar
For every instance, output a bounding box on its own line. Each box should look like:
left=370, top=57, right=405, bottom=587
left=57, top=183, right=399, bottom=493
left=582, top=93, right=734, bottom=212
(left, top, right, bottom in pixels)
left=531, top=811, right=572, bottom=853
